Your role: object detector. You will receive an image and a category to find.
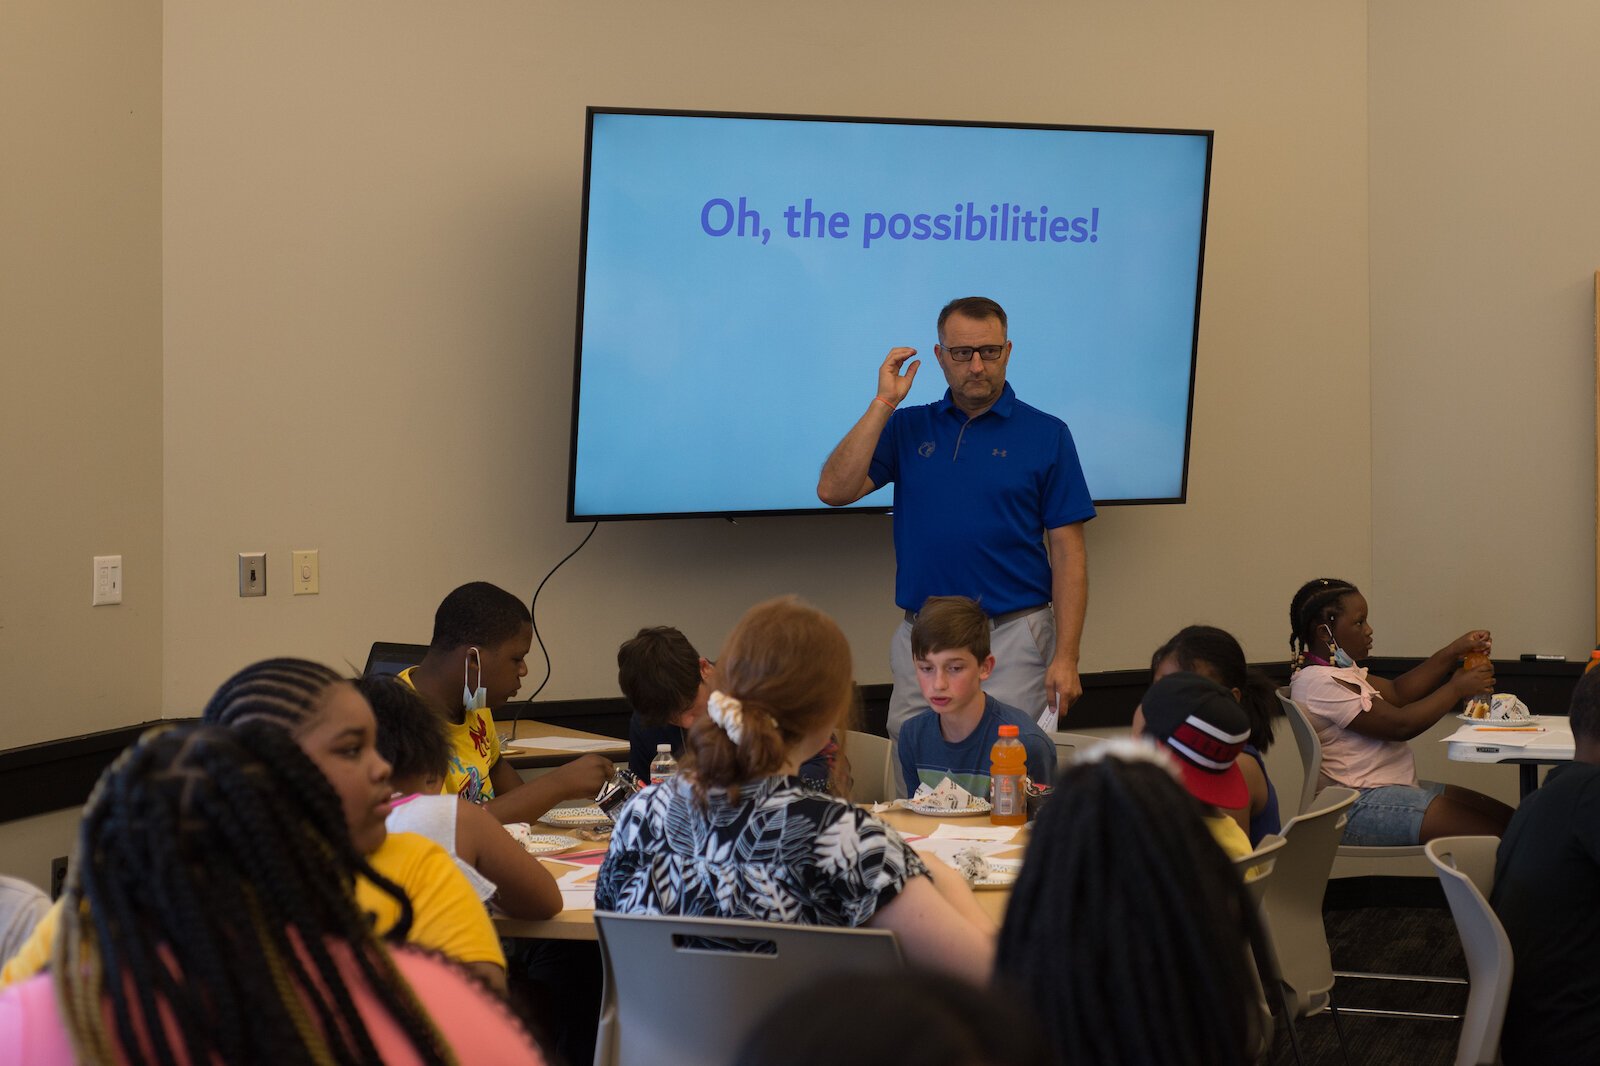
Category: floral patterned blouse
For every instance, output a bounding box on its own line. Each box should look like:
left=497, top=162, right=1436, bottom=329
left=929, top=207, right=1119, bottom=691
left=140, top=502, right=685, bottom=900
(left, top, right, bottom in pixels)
left=595, top=775, right=928, bottom=927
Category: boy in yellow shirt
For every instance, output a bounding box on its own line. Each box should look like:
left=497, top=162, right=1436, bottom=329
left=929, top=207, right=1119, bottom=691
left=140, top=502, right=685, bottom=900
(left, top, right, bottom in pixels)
left=399, top=581, right=613, bottom=822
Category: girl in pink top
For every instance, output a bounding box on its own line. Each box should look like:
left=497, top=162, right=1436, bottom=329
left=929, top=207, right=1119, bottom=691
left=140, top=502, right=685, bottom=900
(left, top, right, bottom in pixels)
left=1287, top=577, right=1512, bottom=845
left=0, top=723, right=546, bottom=1065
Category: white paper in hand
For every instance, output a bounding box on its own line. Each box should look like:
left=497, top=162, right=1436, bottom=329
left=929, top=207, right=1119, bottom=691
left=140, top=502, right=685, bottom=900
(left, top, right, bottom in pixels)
left=1037, top=695, right=1060, bottom=734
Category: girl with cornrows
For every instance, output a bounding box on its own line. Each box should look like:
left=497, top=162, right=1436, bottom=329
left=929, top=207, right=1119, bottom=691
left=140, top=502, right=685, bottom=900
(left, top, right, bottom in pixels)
left=0, top=723, right=545, bottom=1064
left=0, top=659, right=508, bottom=995
left=596, top=596, right=995, bottom=979
left=1288, top=577, right=1513, bottom=844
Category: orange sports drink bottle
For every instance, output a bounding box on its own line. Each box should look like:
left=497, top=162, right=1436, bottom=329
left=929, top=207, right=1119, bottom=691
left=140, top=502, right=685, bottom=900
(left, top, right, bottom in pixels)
left=1463, top=648, right=1492, bottom=716
left=990, top=725, right=1028, bottom=826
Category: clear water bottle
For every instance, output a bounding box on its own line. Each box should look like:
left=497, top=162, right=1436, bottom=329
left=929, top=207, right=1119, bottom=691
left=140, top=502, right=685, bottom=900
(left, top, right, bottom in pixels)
left=650, top=743, right=678, bottom=786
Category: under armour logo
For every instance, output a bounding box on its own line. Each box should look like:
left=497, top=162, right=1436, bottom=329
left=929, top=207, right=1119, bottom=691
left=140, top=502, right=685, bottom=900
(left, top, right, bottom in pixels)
left=917, top=441, right=936, bottom=458
left=992, top=448, right=1007, bottom=457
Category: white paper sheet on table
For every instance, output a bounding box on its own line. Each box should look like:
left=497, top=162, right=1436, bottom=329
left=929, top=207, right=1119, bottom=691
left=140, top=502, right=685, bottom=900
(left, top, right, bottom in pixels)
left=555, top=866, right=597, bottom=911
left=908, top=838, right=1016, bottom=865
left=506, top=735, right=622, bottom=753
left=928, top=823, right=1020, bottom=843
left=1440, top=725, right=1548, bottom=748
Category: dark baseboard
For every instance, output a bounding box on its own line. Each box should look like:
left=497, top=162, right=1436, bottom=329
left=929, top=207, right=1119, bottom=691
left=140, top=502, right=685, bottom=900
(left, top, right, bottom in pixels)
left=3, top=656, right=1579, bottom=825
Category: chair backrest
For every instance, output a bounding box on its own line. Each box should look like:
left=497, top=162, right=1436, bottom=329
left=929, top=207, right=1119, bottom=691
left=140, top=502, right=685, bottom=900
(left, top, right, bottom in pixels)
left=1050, top=731, right=1109, bottom=769
left=1277, top=688, right=1324, bottom=816
left=843, top=729, right=894, bottom=803
left=1259, top=786, right=1357, bottom=1018
left=593, top=912, right=903, bottom=1066
left=1426, top=837, right=1513, bottom=1066
left=1233, top=835, right=1285, bottom=1062
left=1234, top=833, right=1286, bottom=907
left=362, top=641, right=428, bottom=677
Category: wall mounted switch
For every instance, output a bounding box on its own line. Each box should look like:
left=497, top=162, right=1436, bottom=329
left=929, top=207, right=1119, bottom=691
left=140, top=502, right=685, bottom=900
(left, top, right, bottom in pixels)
left=238, top=552, right=266, bottom=597
left=292, top=549, right=319, bottom=595
left=92, top=555, right=122, bottom=605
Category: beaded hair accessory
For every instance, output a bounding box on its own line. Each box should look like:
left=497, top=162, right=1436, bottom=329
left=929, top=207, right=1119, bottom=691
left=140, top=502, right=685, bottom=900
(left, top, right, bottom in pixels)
left=706, top=690, right=775, bottom=746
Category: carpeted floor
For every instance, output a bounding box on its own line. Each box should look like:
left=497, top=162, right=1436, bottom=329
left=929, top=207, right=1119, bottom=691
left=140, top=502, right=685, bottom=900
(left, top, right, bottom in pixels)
left=1267, top=886, right=1471, bottom=1065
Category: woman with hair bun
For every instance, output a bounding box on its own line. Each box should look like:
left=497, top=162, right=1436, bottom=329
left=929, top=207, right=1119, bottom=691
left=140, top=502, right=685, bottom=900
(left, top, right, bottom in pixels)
left=596, top=596, right=995, bottom=979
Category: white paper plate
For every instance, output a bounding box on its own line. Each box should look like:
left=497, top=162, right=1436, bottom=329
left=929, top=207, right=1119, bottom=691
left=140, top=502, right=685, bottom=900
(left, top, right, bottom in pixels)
left=1456, top=713, right=1535, bottom=726
left=502, top=824, right=579, bottom=856
left=515, top=834, right=579, bottom=856
left=906, top=799, right=993, bottom=817
left=973, top=858, right=1022, bottom=889
left=538, top=805, right=611, bottom=828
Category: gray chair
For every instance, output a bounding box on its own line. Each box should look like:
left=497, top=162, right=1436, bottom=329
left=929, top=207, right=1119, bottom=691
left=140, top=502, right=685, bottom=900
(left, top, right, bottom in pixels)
left=1234, top=834, right=1286, bottom=1063
left=592, top=912, right=903, bottom=1066
left=1257, top=786, right=1360, bottom=1065
left=843, top=729, right=894, bottom=803
left=1050, top=730, right=1111, bottom=768
left=1426, top=837, right=1513, bottom=1066
left=1278, top=690, right=1323, bottom=816
left=1234, top=832, right=1286, bottom=907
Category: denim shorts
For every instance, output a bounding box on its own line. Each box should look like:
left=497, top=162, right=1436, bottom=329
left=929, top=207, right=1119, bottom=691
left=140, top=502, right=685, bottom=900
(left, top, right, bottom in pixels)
left=1341, top=780, right=1447, bottom=846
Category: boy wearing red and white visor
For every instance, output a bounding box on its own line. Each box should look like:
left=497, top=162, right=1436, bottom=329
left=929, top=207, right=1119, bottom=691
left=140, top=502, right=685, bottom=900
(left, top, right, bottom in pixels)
left=1133, top=672, right=1255, bottom=859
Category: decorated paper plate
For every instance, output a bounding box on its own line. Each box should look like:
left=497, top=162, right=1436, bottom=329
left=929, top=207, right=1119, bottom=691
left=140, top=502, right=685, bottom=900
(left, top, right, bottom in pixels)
left=1455, top=713, right=1536, bottom=726
left=502, top=823, right=579, bottom=856
left=973, top=858, right=1022, bottom=890
left=906, top=798, right=993, bottom=817
left=538, top=805, right=612, bottom=828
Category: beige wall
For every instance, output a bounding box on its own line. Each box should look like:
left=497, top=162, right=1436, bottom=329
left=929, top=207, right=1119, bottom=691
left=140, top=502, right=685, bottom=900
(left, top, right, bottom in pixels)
left=33, top=0, right=1598, bottom=752
left=1370, top=1, right=1600, bottom=660
left=0, top=0, right=163, bottom=749
left=159, top=0, right=1373, bottom=714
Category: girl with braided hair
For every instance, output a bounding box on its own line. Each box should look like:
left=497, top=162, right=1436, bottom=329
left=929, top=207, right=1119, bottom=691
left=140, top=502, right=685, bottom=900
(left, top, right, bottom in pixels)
left=1287, top=577, right=1512, bottom=844
left=1, top=659, right=509, bottom=995
left=0, top=723, right=545, bottom=1064
left=995, top=742, right=1264, bottom=1066
left=596, top=595, right=996, bottom=979
left=200, top=658, right=508, bottom=991
left=1151, top=625, right=1284, bottom=845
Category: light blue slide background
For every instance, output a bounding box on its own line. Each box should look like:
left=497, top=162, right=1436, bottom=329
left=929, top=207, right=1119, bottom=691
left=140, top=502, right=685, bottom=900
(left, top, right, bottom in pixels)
left=574, top=112, right=1209, bottom=517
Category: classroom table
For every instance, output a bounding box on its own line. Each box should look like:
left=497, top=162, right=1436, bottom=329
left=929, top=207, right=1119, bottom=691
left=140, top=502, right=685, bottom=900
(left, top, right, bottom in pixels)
left=1443, top=715, right=1574, bottom=798
left=499, top=721, right=630, bottom=770
left=493, top=801, right=1029, bottom=942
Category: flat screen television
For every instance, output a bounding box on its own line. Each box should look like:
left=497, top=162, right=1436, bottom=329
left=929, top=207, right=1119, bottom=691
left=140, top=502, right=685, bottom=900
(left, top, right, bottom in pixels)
left=569, top=108, right=1212, bottom=521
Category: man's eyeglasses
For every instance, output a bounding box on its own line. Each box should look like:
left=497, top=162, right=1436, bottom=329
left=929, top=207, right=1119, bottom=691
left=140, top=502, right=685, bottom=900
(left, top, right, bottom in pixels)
left=940, top=344, right=1007, bottom=363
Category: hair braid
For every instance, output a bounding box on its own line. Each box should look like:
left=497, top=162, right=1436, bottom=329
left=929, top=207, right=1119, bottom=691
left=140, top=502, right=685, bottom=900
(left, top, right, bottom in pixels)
left=1152, top=624, right=1283, bottom=751
left=996, top=755, right=1259, bottom=1066
left=1287, top=577, right=1360, bottom=672
left=202, top=656, right=343, bottom=731
left=54, top=724, right=462, bottom=1066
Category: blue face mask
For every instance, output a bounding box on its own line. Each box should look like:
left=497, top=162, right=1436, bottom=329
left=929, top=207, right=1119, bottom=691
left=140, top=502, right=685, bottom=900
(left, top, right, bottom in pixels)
left=1321, top=625, right=1356, bottom=669
left=462, top=647, right=488, bottom=712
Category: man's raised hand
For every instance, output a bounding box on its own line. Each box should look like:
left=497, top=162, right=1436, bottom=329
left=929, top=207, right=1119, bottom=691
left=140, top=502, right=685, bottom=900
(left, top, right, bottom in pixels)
left=877, top=347, right=921, bottom=408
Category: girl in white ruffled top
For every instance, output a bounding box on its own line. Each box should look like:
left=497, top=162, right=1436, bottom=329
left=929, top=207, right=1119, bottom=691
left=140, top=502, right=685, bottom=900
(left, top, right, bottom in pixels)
left=1287, top=577, right=1513, bottom=845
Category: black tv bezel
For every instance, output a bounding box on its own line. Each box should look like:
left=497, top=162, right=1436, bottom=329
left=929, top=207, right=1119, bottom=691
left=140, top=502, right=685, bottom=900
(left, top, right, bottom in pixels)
left=568, top=106, right=1212, bottom=523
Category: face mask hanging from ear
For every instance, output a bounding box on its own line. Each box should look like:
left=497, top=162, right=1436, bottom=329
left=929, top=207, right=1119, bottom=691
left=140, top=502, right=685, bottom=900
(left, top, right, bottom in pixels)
left=463, top=647, right=488, bottom=712
left=1321, top=625, right=1356, bottom=669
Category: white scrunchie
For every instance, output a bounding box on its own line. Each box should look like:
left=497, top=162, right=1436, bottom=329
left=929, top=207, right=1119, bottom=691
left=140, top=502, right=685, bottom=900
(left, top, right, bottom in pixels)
left=707, top=691, right=750, bottom=746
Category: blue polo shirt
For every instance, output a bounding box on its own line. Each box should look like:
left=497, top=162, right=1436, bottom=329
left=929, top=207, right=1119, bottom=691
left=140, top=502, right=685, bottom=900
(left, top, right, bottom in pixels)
left=868, top=383, right=1095, bottom=615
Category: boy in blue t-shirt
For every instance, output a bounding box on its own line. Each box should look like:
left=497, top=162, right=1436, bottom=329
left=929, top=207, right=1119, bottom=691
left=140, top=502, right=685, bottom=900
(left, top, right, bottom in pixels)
left=898, top=596, right=1057, bottom=799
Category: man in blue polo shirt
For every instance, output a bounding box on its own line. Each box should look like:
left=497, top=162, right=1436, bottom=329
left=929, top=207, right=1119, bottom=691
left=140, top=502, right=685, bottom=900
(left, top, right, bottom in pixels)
left=816, top=296, right=1096, bottom=742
